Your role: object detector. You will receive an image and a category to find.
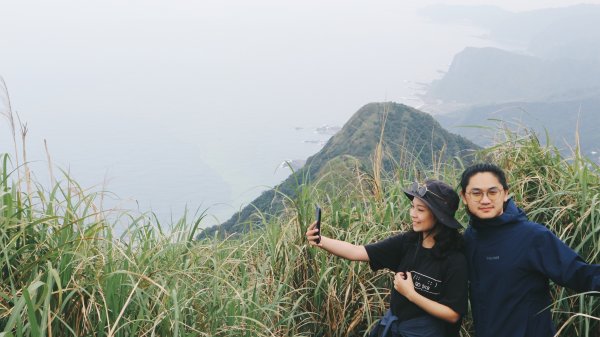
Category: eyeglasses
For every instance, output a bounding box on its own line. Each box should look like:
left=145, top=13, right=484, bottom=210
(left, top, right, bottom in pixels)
left=409, top=182, right=446, bottom=203
left=466, top=187, right=503, bottom=202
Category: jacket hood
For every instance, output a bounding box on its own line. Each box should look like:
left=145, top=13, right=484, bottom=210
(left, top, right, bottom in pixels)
left=469, top=198, right=528, bottom=229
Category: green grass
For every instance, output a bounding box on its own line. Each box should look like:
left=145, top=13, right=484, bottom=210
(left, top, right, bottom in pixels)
left=1, top=125, right=599, bottom=336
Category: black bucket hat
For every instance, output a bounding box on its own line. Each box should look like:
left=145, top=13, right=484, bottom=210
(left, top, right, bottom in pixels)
left=403, top=179, right=462, bottom=229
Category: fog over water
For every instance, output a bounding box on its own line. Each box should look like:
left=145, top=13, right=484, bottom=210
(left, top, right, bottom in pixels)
left=1, top=0, right=595, bottom=228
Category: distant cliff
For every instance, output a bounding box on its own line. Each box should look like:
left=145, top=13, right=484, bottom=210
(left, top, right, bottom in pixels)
left=419, top=3, right=600, bottom=163
left=424, top=47, right=600, bottom=105
left=421, top=4, right=600, bottom=105
left=200, top=102, right=479, bottom=237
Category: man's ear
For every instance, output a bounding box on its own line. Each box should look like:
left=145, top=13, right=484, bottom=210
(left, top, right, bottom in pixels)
left=460, top=191, right=468, bottom=206
left=503, top=189, right=510, bottom=202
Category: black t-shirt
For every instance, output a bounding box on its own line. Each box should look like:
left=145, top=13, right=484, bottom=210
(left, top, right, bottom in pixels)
left=364, top=233, right=468, bottom=328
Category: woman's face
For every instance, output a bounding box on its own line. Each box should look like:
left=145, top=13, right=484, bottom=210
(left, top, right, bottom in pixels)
left=409, top=197, right=436, bottom=234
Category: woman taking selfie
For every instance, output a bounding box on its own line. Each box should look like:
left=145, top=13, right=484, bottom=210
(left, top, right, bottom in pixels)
left=306, top=180, right=468, bottom=337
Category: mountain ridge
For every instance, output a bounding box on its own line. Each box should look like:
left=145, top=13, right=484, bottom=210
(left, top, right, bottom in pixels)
left=201, top=102, right=480, bottom=236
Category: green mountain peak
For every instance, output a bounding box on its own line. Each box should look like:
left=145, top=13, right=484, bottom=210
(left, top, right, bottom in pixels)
left=201, top=102, right=479, bottom=236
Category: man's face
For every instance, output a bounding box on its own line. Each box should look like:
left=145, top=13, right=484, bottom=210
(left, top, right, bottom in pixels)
left=461, top=172, right=509, bottom=219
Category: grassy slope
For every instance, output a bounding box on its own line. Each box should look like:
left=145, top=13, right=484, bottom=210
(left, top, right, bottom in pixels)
left=1, top=126, right=598, bottom=337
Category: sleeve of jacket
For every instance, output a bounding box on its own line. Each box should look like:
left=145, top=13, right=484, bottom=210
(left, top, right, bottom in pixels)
left=527, top=225, right=600, bottom=292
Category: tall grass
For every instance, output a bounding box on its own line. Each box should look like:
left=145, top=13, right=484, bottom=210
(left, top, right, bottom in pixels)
left=1, top=119, right=598, bottom=335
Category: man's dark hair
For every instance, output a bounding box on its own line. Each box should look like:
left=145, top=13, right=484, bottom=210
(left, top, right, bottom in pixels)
left=460, top=163, right=509, bottom=192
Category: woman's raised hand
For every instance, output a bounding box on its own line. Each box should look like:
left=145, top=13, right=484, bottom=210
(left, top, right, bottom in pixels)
left=305, top=221, right=322, bottom=247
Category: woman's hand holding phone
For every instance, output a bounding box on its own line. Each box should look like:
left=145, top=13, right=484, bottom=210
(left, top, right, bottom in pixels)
left=305, top=206, right=322, bottom=246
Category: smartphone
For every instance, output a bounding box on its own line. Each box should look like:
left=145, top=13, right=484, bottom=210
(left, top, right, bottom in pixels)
left=315, top=205, right=322, bottom=244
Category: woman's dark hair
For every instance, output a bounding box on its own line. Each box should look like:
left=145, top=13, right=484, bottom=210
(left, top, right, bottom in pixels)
left=431, top=224, right=464, bottom=258
left=405, top=222, right=464, bottom=258
left=460, top=163, right=509, bottom=193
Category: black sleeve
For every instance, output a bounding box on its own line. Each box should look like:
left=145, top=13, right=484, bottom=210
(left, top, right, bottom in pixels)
left=438, top=252, right=469, bottom=316
left=364, top=233, right=407, bottom=271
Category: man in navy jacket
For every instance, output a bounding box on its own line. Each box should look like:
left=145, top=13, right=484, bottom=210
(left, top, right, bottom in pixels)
left=459, top=163, right=600, bottom=337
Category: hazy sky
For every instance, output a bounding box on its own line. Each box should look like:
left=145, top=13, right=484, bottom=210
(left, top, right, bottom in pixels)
left=1, top=0, right=598, bottom=224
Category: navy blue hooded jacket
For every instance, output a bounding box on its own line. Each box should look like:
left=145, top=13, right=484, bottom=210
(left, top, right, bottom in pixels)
left=464, top=199, right=600, bottom=337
